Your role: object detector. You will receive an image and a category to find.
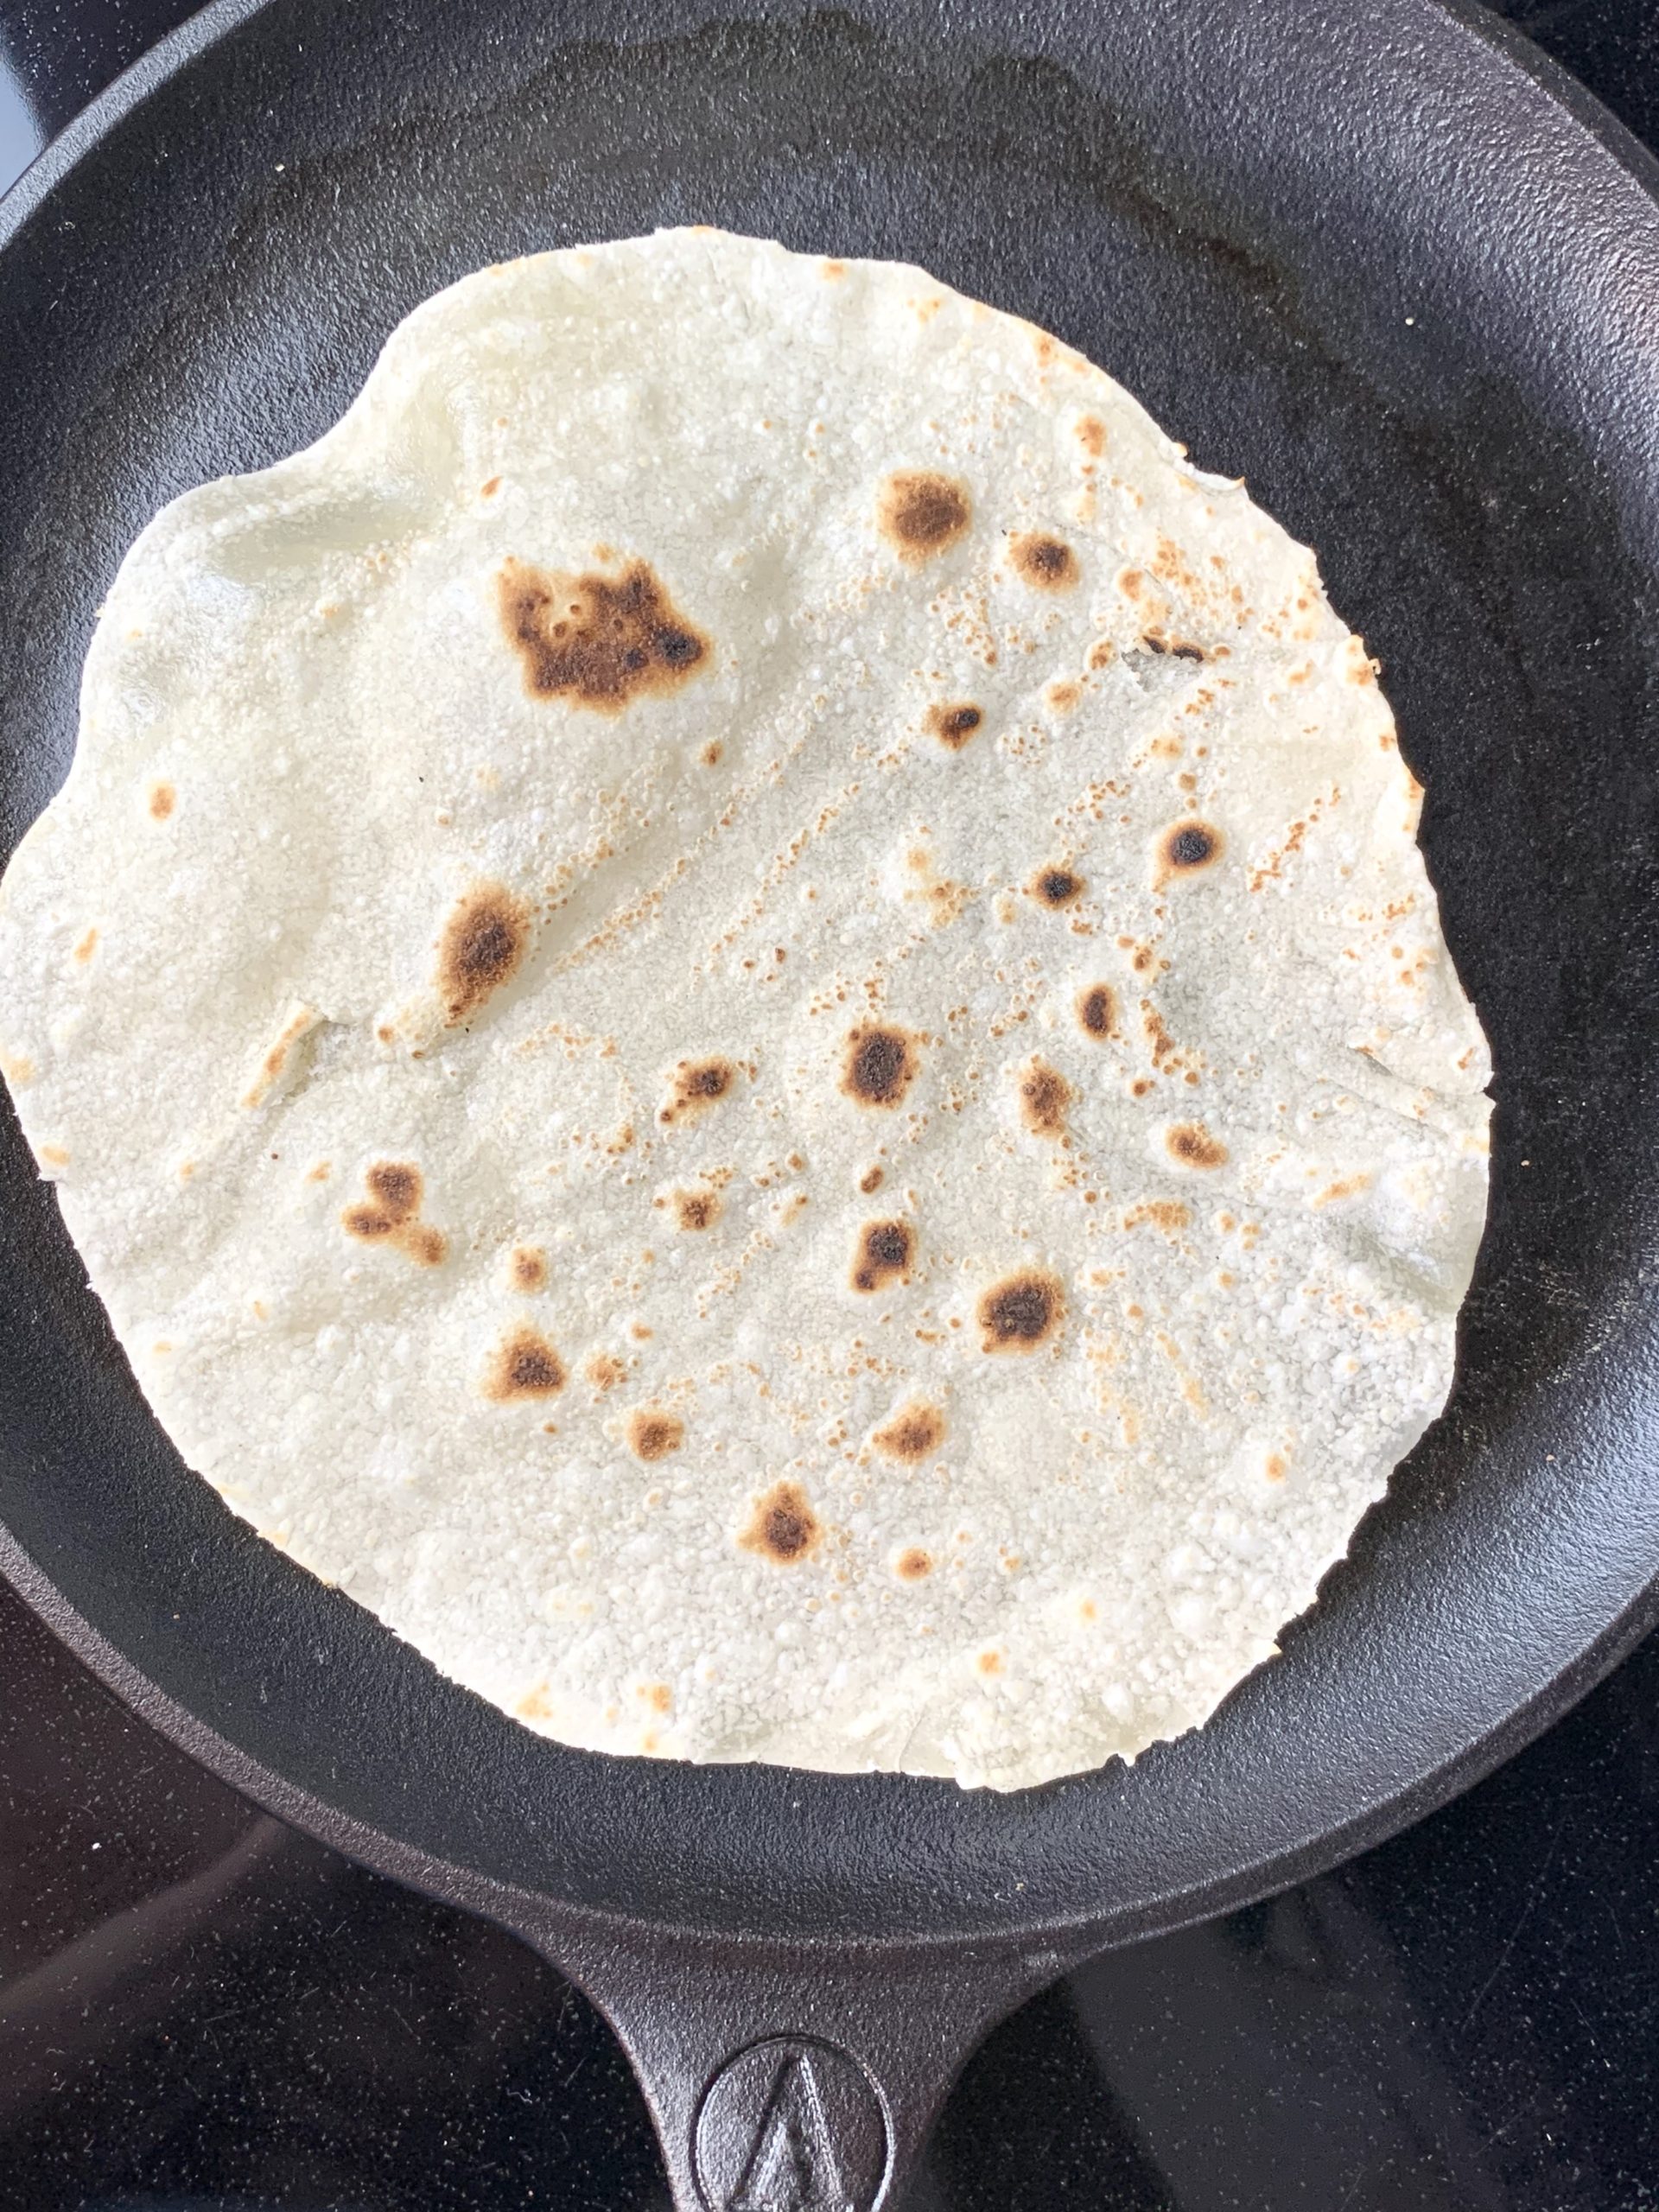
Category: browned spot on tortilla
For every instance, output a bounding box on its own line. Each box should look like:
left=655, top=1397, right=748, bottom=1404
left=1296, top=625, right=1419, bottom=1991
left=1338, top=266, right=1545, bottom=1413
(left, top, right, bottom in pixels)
left=511, top=1244, right=548, bottom=1291
left=585, top=1352, right=626, bottom=1393
left=1075, top=415, right=1107, bottom=458
left=894, top=1547, right=934, bottom=1580
left=859, top=1164, right=885, bottom=1194
left=639, top=1681, right=674, bottom=1713
left=1088, top=638, right=1117, bottom=671
left=925, top=701, right=982, bottom=750
left=480, top=476, right=502, bottom=498
left=1123, top=1200, right=1191, bottom=1235
left=841, top=1025, right=919, bottom=1109
left=73, top=927, right=98, bottom=964
left=977, top=1268, right=1065, bottom=1352
left=498, top=556, right=709, bottom=712
left=514, top=1683, right=553, bottom=1721
left=659, top=1055, right=737, bottom=1125
left=37, top=1142, right=70, bottom=1168
left=148, top=782, right=175, bottom=821
left=1266, top=1452, right=1288, bottom=1483
left=365, top=1162, right=421, bottom=1221
left=483, top=1326, right=566, bottom=1402
left=1010, top=532, right=1078, bottom=590
left=1045, top=679, right=1081, bottom=714
left=1312, top=1173, right=1372, bottom=1209
left=852, top=1218, right=914, bottom=1294
left=1166, top=1122, right=1229, bottom=1170
left=873, top=1400, right=944, bottom=1462
left=701, top=740, right=723, bottom=766
left=403, top=1224, right=448, bottom=1266
left=342, top=1160, right=446, bottom=1263
left=1077, top=983, right=1116, bottom=1039
left=877, top=471, right=972, bottom=563
left=1141, top=999, right=1183, bottom=1072
left=740, top=1480, right=821, bottom=1565
left=306, top=1160, right=332, bottom=1182
left=438, top=882, right=531, bottom=1025
left=626, top=1408, right=684, bottom=1461
left=672, top=1187, right=722, bottom=1230
left=1012, top=1058, right=1068, bottom=1141
left=821, top=257, right=847, bottom=280
left=1160, top=820, right=1223, bottom=878
left=977, top=1649, right=1004, bottom=1675
left=1028, top=865, right=1084, bottom=910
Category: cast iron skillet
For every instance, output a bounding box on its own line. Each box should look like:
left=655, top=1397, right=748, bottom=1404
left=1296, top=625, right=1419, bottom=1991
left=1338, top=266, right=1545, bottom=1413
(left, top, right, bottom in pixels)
left=3, top=0, right=1658, bottom=2202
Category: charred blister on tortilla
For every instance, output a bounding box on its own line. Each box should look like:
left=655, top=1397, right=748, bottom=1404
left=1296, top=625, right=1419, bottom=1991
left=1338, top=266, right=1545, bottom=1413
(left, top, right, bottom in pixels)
left=1076, top=983, right=1117, bottom=1039
left=740, top=1481, right=822, bottom=1566
left=1016, top=1057, right=1073, bottom=1141
left=1165, top=1122, right=1229, bottom=1170
left=658, top=1055, right=738, bottom=1126
left=977, top=1269, right=1066, bottom=1353
left=1008, top=531, right=1078, bottom=591
left=626, top=1408, right=684, bottom=1461
left=340, top=1160, right=448, bottom=1266
left=1154, top=818, right=1224, bottom=889
left=664, top=1185, right=722, bottom=1230
left=437, top=881, right=531, bottom=1026
left=876, top=470, right=972, bottom=564
left=482, top=1325, right=566, bottom=1402
left=925, top=700, right=983, bottom=750
left=841, top=1024, right=920, bottom=1109
left=497, top=555, right=708, bottom=710
left=851, top=1218, right=914, bottom=1294
left=871, top=1400, right=945, bottom=1464
left=1028, top=865, right=1084, bottom=911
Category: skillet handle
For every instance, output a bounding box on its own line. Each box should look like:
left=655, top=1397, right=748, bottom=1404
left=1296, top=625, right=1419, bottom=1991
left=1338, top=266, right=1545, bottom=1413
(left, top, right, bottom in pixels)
left=539, top=1920, right=1069, bottom=2210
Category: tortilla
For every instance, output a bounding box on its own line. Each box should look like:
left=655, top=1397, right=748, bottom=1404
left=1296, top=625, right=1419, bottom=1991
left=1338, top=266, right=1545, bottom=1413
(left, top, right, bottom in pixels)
left=0, top=229, right=1491, bottom=1789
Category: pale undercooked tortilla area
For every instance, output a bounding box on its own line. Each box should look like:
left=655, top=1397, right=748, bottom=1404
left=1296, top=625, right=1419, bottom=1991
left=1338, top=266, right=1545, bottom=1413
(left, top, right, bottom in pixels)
left=0, top=230, right=1491, bottom=1789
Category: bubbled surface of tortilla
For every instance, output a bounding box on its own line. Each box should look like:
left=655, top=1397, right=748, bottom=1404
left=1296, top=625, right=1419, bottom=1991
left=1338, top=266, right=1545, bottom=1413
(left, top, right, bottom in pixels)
left=0, top=230, right=1491, bottom=1789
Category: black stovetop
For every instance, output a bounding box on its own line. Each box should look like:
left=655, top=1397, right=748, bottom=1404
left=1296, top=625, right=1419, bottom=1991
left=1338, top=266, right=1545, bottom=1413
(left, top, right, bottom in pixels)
left=2, top=4, right=1656, bottom=2207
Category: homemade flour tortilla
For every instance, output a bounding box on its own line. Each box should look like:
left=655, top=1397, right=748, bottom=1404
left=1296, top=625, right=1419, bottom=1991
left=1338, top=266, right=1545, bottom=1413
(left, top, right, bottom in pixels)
left=0, top=230, right=1490, bottom=1790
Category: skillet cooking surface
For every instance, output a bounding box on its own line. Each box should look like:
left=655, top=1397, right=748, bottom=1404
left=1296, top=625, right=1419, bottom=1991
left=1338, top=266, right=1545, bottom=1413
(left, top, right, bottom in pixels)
left=2, top=0, right=1658, bottom=1961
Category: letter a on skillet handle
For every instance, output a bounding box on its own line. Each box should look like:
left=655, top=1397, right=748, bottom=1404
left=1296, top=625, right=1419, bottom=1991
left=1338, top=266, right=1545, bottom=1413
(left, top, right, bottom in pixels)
left=543, top=1921, right=1072, bottom=2209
